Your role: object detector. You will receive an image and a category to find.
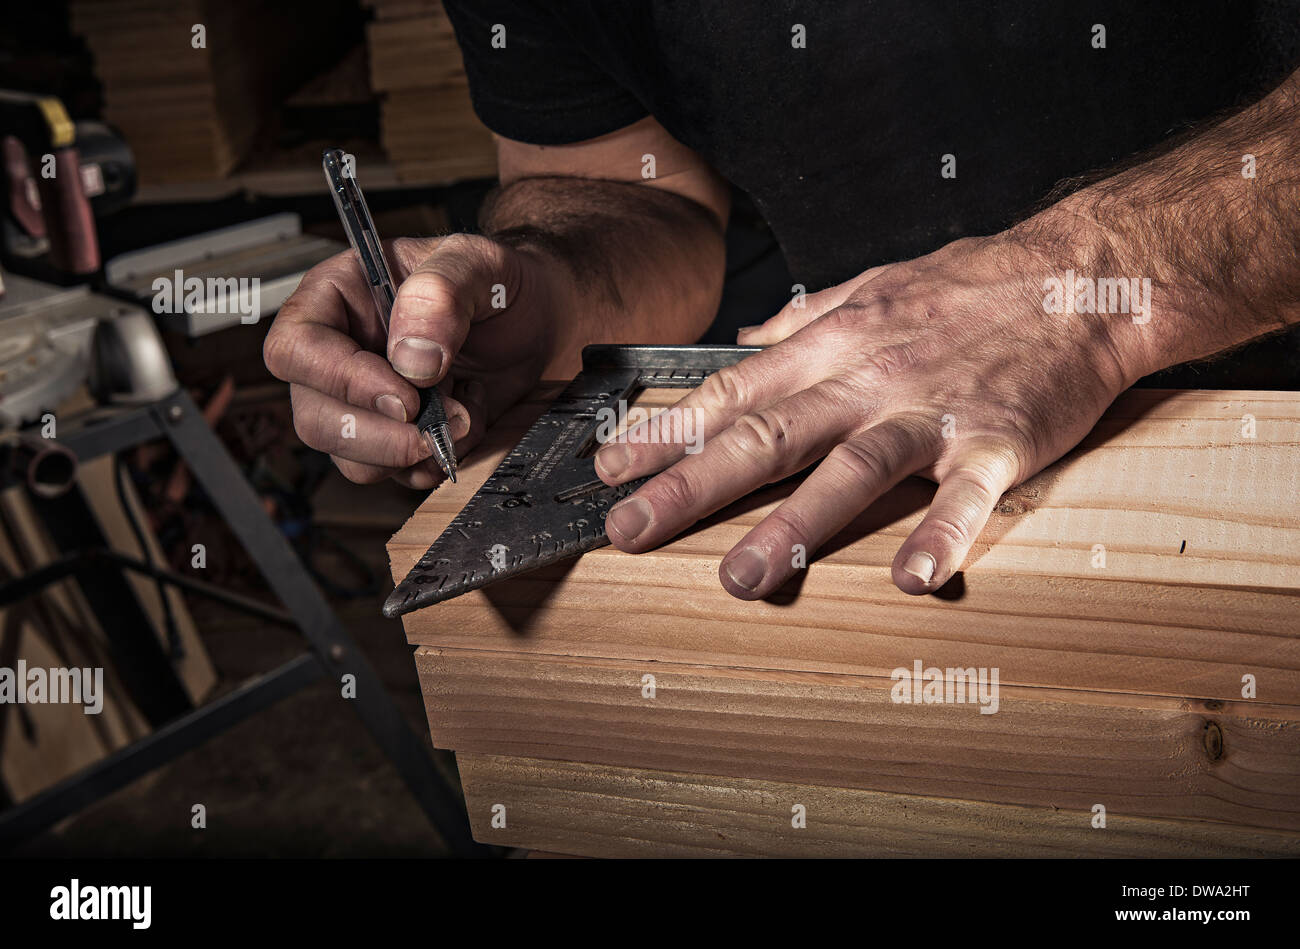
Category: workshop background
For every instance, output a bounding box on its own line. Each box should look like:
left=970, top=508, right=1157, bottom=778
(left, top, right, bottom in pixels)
left=0, top=0, right=794, bottom=858
left=1, top=0, right=1296, bottom=859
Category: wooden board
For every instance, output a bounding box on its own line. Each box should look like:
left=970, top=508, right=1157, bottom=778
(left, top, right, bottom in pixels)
left=388, top=386, right=1300, bottom=855
left=391, top=388, right=1300, bottom=701
left=458, top=754, right=1300, bottom=858
left=367, top=17, right=465, bottom=91
left=364, top=0, right=499, bottom=182
left=71, top=0, right=356, bottom=184
left=416, top=648, right=1300, bottom=832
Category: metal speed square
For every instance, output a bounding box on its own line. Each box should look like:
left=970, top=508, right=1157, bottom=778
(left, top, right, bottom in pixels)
left=383, top=343, right=760, bottom=617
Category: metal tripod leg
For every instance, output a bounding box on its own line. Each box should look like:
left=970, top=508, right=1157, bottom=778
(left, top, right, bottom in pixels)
left=0, top=390, right=488, bottom=854
left=152, top=391, right=486, bottom=855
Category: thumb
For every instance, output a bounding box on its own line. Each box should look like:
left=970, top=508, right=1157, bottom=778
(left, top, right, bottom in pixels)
left=386, top=233, right=521, bottom=386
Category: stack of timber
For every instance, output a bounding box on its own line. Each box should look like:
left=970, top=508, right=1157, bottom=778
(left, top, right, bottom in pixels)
left=364, top=0, right=497, bottom=183
left=388, top=387, right=1300, bottom=857
left=70, top=0, right=354, bottom=184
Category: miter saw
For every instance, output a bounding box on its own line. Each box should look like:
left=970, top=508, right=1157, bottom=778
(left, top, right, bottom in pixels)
left=0, top=271, right=174, bottom=431
left=0, top=89, right=175, bottom=441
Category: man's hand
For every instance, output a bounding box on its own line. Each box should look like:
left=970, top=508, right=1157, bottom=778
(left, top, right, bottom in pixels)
left=264, top=234, right=556, bottom=489
left=595, top=230, right=1137, bottom=598
left=596, top=67, right=1299, bottom=600
left=266, top=118, right=730, bottom=490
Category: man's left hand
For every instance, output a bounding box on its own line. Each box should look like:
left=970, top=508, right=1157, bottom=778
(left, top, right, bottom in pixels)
left=594, top=228, right=1140, bottom=598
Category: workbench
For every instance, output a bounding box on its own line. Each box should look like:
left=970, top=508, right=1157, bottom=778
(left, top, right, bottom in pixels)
left=388, top=384, right=1300, bottom=857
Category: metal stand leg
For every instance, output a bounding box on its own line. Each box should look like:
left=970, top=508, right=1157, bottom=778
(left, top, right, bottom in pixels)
left=0, top=391, right=489, bottom=855
left=158, top=392, right=485, bottom=854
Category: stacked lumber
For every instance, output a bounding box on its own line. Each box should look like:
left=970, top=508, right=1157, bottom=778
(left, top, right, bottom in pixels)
left=388, top=386, right=1300, bottom=857
left=70, top=0, right=354, bottom=184
left=364, top=0, right=497, bottom=183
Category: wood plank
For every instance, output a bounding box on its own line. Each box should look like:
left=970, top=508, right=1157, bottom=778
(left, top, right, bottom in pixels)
left=392, top=384, right=1300, bottom=854
left=457, top=754, right=1300, bottom=858
left=390, top=388, right=1300, bottom=705
left=367, top=17, right=464, bottom=91
left=71, top=0, right=358, bottom=184
left=416, top=647, right=1300, bottom=831
left=364, top=1, right=498, bottom=182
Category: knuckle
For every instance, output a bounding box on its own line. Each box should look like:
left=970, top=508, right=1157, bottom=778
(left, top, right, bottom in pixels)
left=388, top=236, right=435, bottom=269
left=433, top=231, right=479, bottom=255
left=815, top=375, right=877, bottom=418
left=291, top=404, right=326, bottom=452
left=927, top=511, right=978, bottom=550
left=826, top=438, right=891, bottom=484
left=948, top=464, right=1001, bottom=508
left=436, top=232, right=506, bottom=274
left=648, top=466, right=697, bottom=511
left=386, top=427, right=428, bottom=469
left=296, top=251, right=350, bottom=288
left=333, top=457, right=386, bottom=485
left=999, top=427, right=1039, bottom=480
left=699, top=364, right=748, bottom=412
left=397, top=270, right=459, bottom=311
left=262, top=325, right=296, bottom=380
left=990, top=400, right=1040, bottom=444
left=728, top=410, right=789, bottom=457
left=300, top=348, right=352, bottom=404
left=857, top=342, right=920, bottom=381
left=960, top=434, right=1031, bottom=487
left=814, top=304, right=864, bottom=336
left=338, top=351, right=380, bottom=407
left=763, top=505, right=812, bottom=545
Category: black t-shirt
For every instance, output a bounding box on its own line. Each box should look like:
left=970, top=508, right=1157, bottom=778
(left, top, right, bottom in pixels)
left=442, top=1, right=1298, bottom=292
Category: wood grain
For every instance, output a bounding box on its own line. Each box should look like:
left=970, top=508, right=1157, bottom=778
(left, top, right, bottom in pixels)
left=391, top=388, right=1300, bottom=704
left=458, top=754, right=1300, bottom=858
left=416, top=647, right=1300, bottom=831
left=70, top=0, right=356, bottom=184
left=388, top=384, right=1300, bottom=854
left=365, top=0, right=499, bottom=183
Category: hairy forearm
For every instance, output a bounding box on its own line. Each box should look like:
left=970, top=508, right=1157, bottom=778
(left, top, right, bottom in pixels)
left=1019, top=67, right=1300, bottom=382
left=480, top=176, right=726, bottom=377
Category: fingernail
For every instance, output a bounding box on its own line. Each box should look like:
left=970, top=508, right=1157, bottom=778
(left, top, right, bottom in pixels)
left=391, top=337, right=446, bottom=381
left=902, top=551, right=936, bottom=584
left=595, top=443, right=630, bottom=479
left=737, top=325, right=759, bottom=335
left=606, top=497, right=651, bottom=542
left=373, top=393, right=408, bottom=422
left=449, top=407, right=470, bottom=440
left=724, top=546, right=768, bottom=591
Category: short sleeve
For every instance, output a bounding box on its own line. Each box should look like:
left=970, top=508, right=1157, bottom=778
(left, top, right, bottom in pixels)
left=441, top=0, right=650, bottom=145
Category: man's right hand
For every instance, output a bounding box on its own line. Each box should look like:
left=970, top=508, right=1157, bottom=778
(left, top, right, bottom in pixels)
left=264, top=233, right=557, bottom=489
